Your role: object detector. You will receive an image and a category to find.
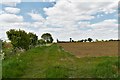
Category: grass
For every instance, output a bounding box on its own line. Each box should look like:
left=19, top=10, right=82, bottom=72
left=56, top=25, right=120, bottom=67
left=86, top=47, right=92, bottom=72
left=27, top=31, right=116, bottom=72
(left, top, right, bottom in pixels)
left=2, top=44, right=119, bottom=78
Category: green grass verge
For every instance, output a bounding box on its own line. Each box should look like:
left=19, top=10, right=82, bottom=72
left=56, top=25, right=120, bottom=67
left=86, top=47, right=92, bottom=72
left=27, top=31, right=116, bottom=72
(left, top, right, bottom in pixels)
left=2, top=44, right=119, bottom=78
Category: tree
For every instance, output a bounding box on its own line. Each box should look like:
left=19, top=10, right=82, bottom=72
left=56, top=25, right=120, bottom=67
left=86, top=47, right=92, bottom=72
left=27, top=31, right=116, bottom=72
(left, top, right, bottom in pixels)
left=80, top=39, right=84, bottom=42
left=28, top=32, right=38, bottom=47
left=72, top=40, right=74, bottom=42
left=57, top=39, right=59, bottom=43
left=38, top=39, right=46, bottom=45
left=0, top=39, right=3, bottom=53
left=2, top=40, right=6, bottom=49
left=84, top=39, right=87, bottom=42
left=109, top=39, right=113, bottom=41
left=70, top=38, right=72, bottom=42
left=6, top=29, right=30, bottom=50
left=101, top=40, right=104, bottom=42
left=49, top=37, right=53, bottom=43
left=41, top=33, right=53, bottom=43
left=96, top=39, right=99, bottom=42
left=88, top=38, right=93, bottom=42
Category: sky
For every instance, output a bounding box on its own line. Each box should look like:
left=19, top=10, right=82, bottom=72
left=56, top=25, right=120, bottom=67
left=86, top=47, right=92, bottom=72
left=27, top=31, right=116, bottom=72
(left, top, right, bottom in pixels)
left=0, top=0, right=119, bottom=42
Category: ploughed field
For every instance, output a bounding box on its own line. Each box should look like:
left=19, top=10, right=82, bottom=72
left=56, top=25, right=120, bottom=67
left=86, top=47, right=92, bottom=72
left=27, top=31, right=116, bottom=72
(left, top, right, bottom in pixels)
left=58, top=41, right=118, bottom=57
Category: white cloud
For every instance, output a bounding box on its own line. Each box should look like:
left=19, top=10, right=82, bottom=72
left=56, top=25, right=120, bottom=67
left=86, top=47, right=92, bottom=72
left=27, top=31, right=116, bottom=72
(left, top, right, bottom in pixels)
left=28, top=13, right=45, bottom=22
left=44, top=0, right=118, bottom=16
left=1, top=2, right=18, bottom=6
left=89, top=19, right=118, bottom=40
left=44, top=0, right=118, bottom=28
left=46, top=19, right=118, bottom=41
left=0, top=0, right=21, bottom=6
left=0, top=14, right=23, bottom=23
left=0, top=20, right=48, bottom=40
left=0, top=10, right=5, bottom=14
left=41, top=0, right=118, bottom=40
left=0, top=1, right=118, bottom=41
left=57, top=0, right=119, bottom=2
left=91, top=19, right=117, bottom=30
left=4, top=7, right=20, bottom=14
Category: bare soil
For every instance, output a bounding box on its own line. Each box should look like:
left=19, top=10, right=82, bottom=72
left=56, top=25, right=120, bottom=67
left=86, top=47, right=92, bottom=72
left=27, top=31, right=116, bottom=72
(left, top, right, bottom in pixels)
left=58, top=41, right=118, bottom=57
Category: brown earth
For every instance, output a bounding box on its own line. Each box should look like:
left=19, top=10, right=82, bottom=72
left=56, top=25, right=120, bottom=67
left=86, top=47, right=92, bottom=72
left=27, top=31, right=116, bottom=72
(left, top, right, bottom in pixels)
left=58, top=41, right=119, bottom=57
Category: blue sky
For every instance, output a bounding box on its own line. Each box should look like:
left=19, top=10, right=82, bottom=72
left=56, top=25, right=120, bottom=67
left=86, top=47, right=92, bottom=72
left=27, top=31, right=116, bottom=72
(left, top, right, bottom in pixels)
left=0, top=0, right=118, bottom=41
left=1, top=2, right=55, bottom=22
left=17, top=2, right=55, bottom=22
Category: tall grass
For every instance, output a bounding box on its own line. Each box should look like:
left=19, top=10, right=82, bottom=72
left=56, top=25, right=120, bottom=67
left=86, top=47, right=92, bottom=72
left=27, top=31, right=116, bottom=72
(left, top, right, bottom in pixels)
left=2, top=44, right=119, bottom=78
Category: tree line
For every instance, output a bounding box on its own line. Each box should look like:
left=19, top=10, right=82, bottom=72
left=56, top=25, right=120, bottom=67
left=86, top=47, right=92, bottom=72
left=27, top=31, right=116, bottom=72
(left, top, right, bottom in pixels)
left=57, top=38, right=120, bottom=43
left=1, top=29, right=120, bottom=51
left=6, top=29, right=53, bottom=51
left=57, top=38, right=93, bottom=43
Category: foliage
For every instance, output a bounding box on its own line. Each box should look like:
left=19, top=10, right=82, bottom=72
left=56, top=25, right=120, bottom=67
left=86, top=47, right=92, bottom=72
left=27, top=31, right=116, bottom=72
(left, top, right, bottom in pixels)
left=88, top=38, right=93, bottom=42
left=84, top=39, right=87, bottom=42
left=6, top=29, right=30, bottom=50
left=6, top=29, right=38, bottom=50
left=2, top=41, right=5, bottom=49
left=80, top=39, right=84, bottom=42
left=3, top=57, right=27, bottom=78
left=0, top=39, right=3, bottom=47
left=28, top=32, right=38, bottom=47
left=57, top=39, right=59, bottom=43
left=38, top=39, right=46, bottom=45
left=41, top=33, right=53, bottom=43
left=96, top=39, right=99, bottom=42
left=70, top=38, right=72, bottom=42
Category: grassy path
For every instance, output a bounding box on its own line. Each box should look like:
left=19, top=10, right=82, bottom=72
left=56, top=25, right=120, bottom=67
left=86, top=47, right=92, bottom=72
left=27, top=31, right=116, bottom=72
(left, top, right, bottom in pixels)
left=3, top=44, right=119, bottom=78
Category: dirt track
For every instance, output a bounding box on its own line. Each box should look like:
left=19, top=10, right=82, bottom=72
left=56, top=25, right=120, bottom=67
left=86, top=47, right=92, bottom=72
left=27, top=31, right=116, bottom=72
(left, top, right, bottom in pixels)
left=58, top=41, right=118, bottom=57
